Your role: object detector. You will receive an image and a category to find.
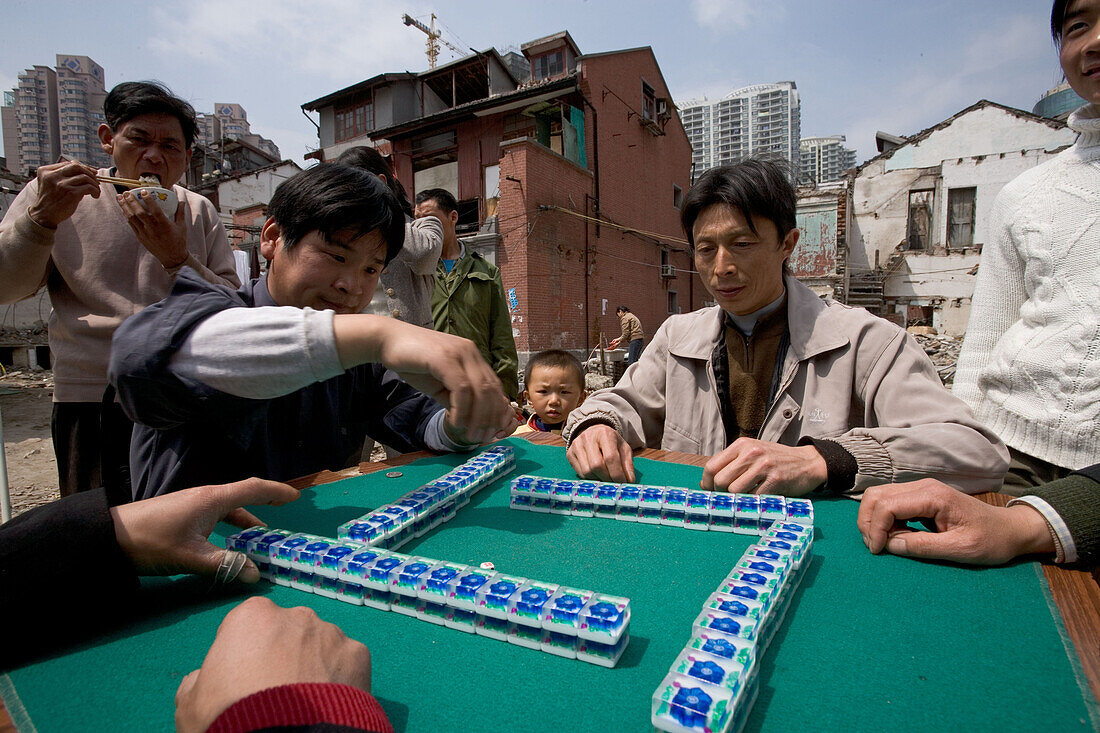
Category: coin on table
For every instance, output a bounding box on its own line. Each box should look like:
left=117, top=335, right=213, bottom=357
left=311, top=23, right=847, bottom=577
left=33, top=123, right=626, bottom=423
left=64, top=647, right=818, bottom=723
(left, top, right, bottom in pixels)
left=385, top=471, right=403, bottom=478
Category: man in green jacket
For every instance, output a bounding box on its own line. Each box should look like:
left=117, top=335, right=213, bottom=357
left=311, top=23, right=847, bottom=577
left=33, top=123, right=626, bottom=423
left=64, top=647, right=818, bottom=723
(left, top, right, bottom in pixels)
left=415, top=188, right=519, bottom=401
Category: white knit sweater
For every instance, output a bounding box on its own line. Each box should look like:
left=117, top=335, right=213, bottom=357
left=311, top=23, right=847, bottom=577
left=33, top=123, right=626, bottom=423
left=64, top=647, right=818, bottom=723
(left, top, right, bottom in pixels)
left=954, top=104, right=1100, bottom=470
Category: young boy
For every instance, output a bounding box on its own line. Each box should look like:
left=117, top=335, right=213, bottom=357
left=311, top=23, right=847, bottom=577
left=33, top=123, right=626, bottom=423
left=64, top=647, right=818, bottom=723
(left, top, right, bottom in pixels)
left=522, top=350, right=586, bottom=433
left=109, top=163, right=516, bottom=499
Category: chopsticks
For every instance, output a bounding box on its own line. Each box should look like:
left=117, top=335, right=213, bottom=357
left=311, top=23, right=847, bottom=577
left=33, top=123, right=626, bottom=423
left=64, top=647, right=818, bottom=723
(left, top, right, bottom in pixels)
left=96, top=174, right=155, bottom=189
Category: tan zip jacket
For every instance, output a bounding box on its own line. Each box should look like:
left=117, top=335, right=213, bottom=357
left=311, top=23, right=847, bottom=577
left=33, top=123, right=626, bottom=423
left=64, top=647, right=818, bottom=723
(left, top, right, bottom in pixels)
left=564, top=275, right=1009, bottom=495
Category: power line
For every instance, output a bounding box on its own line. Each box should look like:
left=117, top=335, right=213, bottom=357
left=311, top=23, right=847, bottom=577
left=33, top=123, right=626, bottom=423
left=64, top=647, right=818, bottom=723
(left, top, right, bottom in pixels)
left=540, top=205, right=691, bottom=247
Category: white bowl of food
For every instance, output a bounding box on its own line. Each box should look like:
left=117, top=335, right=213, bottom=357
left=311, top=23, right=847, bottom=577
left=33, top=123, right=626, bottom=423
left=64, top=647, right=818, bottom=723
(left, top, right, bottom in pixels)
left=133, top=179, right=177, bottom=218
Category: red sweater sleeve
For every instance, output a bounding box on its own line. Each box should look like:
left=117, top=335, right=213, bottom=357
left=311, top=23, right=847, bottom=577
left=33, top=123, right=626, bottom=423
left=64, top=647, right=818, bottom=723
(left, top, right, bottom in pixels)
left=207, top=683, right=393, bottom=733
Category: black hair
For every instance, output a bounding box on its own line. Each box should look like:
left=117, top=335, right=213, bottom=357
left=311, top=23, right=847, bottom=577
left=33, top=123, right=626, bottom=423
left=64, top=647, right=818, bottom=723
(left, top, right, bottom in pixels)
left=680, top=156, right=797, bottom=248
left=267, top=163, right=405, bottom=264
left=1052, top=0, right=1072, bottom=45
left=414, top=187, right=458, bottom=214
left=103, top=81, right=198, bottom=148
left=336, top=146, right=414, bottom=218
left=524, top=350, right=585, bottom=390
left=616, top=305, right=630, bottom=314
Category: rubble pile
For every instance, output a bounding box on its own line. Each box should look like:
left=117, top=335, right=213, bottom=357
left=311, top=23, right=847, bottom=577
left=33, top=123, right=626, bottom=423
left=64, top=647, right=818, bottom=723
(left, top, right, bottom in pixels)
left=912, top=333, right=963, bottom=386
left=0, top=368, right=53, bottom=389
left=0, top=323, right=49, bottom=346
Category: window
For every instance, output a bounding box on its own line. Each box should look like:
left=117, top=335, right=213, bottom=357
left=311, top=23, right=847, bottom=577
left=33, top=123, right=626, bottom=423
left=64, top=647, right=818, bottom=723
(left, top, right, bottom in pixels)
left=642, top=81, right=657, bottom=121
left=673, top=184, right=683, bottom=210
left=456, top=198, right=480, bottom=235
left=532, top=50, right=564, bottom=80
left=667, top=289, right=679, bottom=314
left=906, top=190, right=934, bottom=251
left=335, top=99, right=373, bottom=142
left=947, top=187, right=976, bottom=248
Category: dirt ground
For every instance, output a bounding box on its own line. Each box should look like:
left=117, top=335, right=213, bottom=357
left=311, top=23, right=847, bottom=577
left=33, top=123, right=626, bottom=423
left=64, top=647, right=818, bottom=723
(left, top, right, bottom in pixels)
left=0, top=369, right=59, bottom=517
left=0, top=368, right=389, bottom=519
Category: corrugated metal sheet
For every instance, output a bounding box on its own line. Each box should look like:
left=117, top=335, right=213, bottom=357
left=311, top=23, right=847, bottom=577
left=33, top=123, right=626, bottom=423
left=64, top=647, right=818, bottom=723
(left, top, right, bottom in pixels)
left=792, top=201, right=837, bottom=277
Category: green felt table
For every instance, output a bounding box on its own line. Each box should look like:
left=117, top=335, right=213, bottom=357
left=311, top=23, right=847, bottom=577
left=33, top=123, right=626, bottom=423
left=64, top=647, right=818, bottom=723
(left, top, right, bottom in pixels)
left=2, top=437, right=1097, bottom=731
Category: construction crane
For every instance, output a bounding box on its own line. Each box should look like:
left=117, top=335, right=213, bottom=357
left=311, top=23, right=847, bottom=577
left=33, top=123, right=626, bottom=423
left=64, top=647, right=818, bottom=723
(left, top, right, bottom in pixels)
left=402, top=13, right=465, bottom=69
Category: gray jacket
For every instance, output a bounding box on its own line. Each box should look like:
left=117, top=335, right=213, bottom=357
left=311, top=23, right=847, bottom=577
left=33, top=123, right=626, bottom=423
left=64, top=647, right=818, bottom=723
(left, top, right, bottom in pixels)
left=564, top=275, right=1009, bottom=494
left=368, top=216, right=443, bottom=328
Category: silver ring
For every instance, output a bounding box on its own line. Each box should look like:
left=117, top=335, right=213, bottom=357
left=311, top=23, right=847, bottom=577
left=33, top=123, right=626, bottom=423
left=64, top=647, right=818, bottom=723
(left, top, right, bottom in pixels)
left=215, top=550, right=248, bottom=585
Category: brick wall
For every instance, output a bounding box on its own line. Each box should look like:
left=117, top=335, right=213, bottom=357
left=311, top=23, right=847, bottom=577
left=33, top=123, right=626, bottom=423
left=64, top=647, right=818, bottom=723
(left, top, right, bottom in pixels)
left=498, top=138, right=594, bottom=355
left=385, top=45, right=698, bottom=361
left=578, top=49, right=700, bottom=345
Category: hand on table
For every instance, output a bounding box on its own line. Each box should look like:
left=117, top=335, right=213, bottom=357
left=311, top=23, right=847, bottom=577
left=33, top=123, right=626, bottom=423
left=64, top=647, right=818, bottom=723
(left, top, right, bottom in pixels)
left=857, top=479, right=1055, bottom=565
left=110, top=477, right=300, bottom=581
left=567, top=423, right=636, bottom=483
left=117, top=189, right=189, bottom=269
left=334, top=315, right=518, bottom=444
left=701, top=438, right=827, bottom=495
left=175, top=596, right=372, bottom=733
left=26, top=160, right=100, bottom=229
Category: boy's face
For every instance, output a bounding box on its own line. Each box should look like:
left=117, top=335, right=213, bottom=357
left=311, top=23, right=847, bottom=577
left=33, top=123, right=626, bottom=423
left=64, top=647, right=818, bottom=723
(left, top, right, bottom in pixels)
left=1060, top=0, right=1100, bottom=105
left=523, top=365, right=584, bottom=425
left=259, top=219, right=386, bottom=313
left=692, top=203, right=798, bottom=316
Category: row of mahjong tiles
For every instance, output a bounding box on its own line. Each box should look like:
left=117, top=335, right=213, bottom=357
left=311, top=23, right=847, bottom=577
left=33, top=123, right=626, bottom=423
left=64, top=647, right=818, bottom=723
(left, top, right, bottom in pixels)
left=508, top=475, right=814, bottom=531
left=225, top=447, right=816, bottom=733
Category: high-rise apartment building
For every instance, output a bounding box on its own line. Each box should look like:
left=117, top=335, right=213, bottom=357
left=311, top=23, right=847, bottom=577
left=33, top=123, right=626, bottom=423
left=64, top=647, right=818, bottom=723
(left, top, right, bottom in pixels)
left=2, top=91, right=19, bottom=173
left=800, top=135, right=857, bottom=185
left=196, top=103, right=281, bottom=160
left=2, top=54, right=110, bottom=176
left=677, top=81, right=800, bottom=177
left=56, top=55, right=108, bottom=166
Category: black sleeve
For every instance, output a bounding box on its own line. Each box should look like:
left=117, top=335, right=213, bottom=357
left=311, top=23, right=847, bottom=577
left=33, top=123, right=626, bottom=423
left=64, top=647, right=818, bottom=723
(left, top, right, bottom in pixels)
left=0, top=490, right=139, bottom=668
left=801, top=437, right=858, bottom=494
left=364, top=366, right=449, bottom=454
left=1028, top=466, right=1100, bottom=567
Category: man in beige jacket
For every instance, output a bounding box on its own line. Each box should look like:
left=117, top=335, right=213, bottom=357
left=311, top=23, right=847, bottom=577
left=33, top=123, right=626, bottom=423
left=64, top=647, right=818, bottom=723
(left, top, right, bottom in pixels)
left=564, top=157, right=1008, bottom=496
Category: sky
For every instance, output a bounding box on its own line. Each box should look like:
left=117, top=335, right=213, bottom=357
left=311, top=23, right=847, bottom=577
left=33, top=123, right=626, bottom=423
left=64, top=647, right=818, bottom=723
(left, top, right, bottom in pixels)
left=0, top=0, right=1066, bottom=166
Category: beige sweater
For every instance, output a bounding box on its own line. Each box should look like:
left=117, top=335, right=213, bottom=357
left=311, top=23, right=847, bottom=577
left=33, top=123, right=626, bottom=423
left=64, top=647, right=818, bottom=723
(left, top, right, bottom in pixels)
left=0, top=169, right=239, bottom=401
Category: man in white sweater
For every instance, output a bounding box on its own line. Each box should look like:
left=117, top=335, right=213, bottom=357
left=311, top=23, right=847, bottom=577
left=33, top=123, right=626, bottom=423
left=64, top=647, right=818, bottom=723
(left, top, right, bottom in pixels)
left=954, top=0, right=1100, bottom=492
left=0, top=81, right=239, bottom=503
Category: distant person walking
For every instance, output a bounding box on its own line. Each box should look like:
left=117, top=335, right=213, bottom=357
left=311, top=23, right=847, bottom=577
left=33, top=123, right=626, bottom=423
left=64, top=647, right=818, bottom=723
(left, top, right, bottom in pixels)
left=609, top=306, right=645, bottom=365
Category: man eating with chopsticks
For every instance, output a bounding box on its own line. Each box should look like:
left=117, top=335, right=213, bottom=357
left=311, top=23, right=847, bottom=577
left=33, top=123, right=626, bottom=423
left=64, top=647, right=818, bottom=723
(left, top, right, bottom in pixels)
left=0, top=81, right=239, bottom=505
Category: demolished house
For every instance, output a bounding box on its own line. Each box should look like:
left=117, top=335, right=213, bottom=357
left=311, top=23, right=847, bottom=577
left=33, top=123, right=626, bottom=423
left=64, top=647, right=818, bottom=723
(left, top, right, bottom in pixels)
left=846, top=100, right=1076, bottom=335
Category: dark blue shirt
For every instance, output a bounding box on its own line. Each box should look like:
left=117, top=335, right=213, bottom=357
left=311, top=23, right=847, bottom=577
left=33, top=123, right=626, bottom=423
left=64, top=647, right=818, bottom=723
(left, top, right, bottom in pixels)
left=110, top=269, right=445, bottom=499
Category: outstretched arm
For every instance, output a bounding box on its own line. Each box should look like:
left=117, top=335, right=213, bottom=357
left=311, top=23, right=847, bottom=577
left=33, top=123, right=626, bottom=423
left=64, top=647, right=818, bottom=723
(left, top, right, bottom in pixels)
left=0, top=477, right=299, bottom=667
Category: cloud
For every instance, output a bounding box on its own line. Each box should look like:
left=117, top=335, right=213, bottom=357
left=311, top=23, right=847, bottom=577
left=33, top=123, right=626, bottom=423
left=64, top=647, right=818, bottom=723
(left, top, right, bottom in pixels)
left=839, top=12, right=1054, bottom=162
left=148, top=0, right=429, bottom=82
left=690, top=0, right=777, bottom=31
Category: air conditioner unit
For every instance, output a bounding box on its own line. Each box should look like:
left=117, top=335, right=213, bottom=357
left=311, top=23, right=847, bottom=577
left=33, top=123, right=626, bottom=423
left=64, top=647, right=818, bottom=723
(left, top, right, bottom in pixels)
left=660, top=264, right=676, bottom=278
